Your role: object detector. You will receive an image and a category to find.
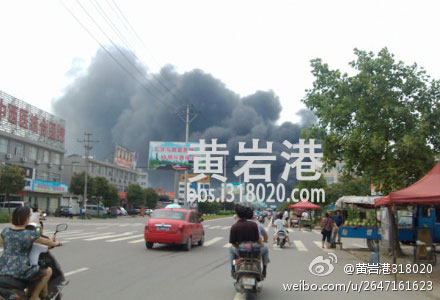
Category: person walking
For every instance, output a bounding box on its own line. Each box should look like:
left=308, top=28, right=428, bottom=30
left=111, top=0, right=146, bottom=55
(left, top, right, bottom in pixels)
left=320, top=213, right=334, bottom=249
left=332, top=210, right=343, bottom=244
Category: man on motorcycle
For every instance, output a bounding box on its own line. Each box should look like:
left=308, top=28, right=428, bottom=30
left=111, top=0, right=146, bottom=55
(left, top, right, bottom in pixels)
left=229, top=205, right=260, bottom=278
left=273, top=213, right=292, bottom=246
left=0, top=207, right=61, bottom=300
left=246, top=208, right=270, bottom=277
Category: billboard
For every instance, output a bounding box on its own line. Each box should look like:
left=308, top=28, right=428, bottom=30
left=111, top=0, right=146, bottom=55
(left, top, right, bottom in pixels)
left=0, top=90, right=65, bottom=149
left=180, top=174, right=210, bottom=183
left=148, top=141, right=200, bottom=170
left=32, top=180, right=68, bottom=194
left=114, top=145, right=138, bottom=170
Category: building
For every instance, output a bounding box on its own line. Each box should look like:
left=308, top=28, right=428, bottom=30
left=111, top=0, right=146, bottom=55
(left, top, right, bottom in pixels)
left=137, top=171, right=149, bottom=189
left=62, top=154, right=140, bottom=208
left=320, top=161, right=345, bottom=185
left=0, top=90, right=68, bottom=212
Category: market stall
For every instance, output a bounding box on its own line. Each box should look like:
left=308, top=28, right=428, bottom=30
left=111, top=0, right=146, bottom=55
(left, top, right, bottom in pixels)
left=288, top=201, right=321, bottom=231
left=335, top=196, right=381, bottom=250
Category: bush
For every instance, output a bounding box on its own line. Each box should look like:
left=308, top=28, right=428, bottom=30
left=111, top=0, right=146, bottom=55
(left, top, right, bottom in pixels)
left=86, top=214, right=92, bottom=220
left=0, top=213, right=10, bottom=223
left=217, top=210, right=234, bottom=215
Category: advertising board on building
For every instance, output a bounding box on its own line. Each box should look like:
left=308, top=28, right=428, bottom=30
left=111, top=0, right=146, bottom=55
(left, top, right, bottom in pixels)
left=148, top=141, right=200, bottom=170
left=114, top=145, right=137, bottom=170
left=32, top=179, right=68, bottom=194
left=0, top=90, right=65, bottom=149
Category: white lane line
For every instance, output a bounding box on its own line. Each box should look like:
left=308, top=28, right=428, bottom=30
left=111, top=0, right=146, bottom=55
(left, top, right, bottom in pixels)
left=293, top=240, right=307, bottom=251
left=209, top=226, right=220, bottom=229
left=65, top=267, right=89, bottom=277
left=106, top=234, right=144, bottom=242
left=128, top=238, right=145, bottom=244
left=59, top=232, right=99, bottom=238
left=56, top=230, right=83, bottom=235
left=312, top=230, right=320, bottom=235
left=203, top=237, right=223, bottom=246
left=234, top=292, right=245, bottom=300
left=85, top=232, right=134, bottom=241
left=313, top=241, right=335, bottom=252
left=353, top=243, right=365, bottom=248
left=119, top=224, right=130, bottom=227
left=65, top=232, right=115, bottom=240
left=223, top=243, right=231, bottom=248
left=221, top=226, right=230, bottom=230
left=203, top=225, right=211, bottom=228
left=56, top=231, right=89, bottom=237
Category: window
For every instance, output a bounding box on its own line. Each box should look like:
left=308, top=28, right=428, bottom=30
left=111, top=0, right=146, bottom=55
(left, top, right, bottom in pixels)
left=53, top=153, right=61, bottom=165
left=0, top=138, right=8, bottom=153
left=28, top=146, right=38, bottom=160
left=15, top=143, right=24, bottom=156
left=37, top=171, right=49, bottom=181
left=52, top=173, right=61, bottom=182
left=43, top=150, right=50, bottom=163
left=72, top=162, right=80, bottom=173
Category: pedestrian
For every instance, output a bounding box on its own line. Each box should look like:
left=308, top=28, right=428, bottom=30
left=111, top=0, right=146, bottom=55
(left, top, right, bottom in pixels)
left=283, top=210, right=289, bottom=227
left=68, top=207, right=73, bottom=219
left=332, top=210, right=343, bottom=244
left=320, top=212, right=334, bottom=249
left=79, top=207, right=83, bottom=219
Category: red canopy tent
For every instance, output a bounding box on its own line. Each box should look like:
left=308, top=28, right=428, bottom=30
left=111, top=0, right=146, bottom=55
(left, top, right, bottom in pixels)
left=375, top=162, right=440, bottom=207
left=288, top=201, right=321, bottom=210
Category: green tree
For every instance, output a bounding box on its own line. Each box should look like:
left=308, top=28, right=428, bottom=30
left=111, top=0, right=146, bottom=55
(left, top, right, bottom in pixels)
left=278, top=173, right=328, bottom=212
left=69, top=172, right=95, bottom=199
left=302, top=48, right=440, bottom=254
left=325, top=176, right=371, bottom=204
left=0, top=165, right=26, bottom=215
left=103, top=184, right=120, bottom=208
left=198, top=202, right=220, bottom=214
left=143, top=187, right=158, bottom=209
left=93, top=177, right=109, bottom=216
left=126, top=184, right=144, bottom=207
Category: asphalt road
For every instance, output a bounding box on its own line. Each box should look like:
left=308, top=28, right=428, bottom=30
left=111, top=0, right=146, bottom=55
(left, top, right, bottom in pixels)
left=1, top=217, right=435, bottom=300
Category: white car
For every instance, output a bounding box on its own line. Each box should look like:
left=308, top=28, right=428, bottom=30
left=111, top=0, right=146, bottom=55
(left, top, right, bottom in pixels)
left=119, top=207, right=128, bottom=216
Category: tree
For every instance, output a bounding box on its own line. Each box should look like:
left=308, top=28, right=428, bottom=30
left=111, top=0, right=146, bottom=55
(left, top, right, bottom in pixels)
left=0, top=165, right=26, bottom=215
left=93, top=177, right=109, bottom=216
left=103, top=184, right=120, bottom=208
left=126, top=184, right=144, bottom=207
left=198, top=202, right=220, bottom=214
left=278, top=173, right=328, bottom=212
left=69, top=172, right=95, bottom=199
left=302, top=48, right=440, bottom=255
left=144, top=187, right=158, bottom=209
left=325, top=176, right=371, bottom=204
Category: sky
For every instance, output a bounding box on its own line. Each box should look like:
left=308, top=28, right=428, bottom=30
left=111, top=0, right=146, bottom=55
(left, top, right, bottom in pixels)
left=1, top=0, right=440, bottom=124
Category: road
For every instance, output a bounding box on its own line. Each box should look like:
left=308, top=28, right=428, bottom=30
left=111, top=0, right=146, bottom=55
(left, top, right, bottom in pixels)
left=1, top=217, right=435, bottom=300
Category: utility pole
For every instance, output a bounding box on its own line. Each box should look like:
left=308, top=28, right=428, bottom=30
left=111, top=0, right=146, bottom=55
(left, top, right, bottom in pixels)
left=177, top=104, right=198, bottom=209
left=77, top=132, right=99, bottom=218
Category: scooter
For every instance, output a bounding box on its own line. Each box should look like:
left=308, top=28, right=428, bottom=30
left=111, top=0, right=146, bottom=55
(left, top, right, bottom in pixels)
left=276, top=231, right=287, bottom=248
left=232, top=242, right=263, bottom=300
left=0, top=223, right=68, bottom=300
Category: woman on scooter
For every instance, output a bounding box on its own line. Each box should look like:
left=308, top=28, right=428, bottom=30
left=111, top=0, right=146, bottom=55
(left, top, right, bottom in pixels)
left=0, top=206, right=61, bottom=300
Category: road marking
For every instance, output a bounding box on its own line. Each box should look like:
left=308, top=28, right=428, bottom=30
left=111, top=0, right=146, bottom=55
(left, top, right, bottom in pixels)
left=128, top=238, right=145, bottom=244
left=223, top=243, right=231, bottom=248
left=56, top=230, right=83, bottom=235
left=60, top=232, right=99, bottom=239
left=56, top=231, right=88, bottom=237
left=293, top=240, right=307, bottom=251
left=221, top=226, right=230, bottom=230
left=203, top=237, right=223, bottom=246
left=85, top=232, right=134, bottom=241
left=65, top=267, right=89, bottom=277
left=233, top=292, right=245, bottom=300
left=119, top=224, right=130, bottom=227
left=106, top=234, right=144, bottom=242
left=203, top=225, right=211, bottom=228
left=209, top=226, right=220, bottom=229
left=64, top=232, right=115, bottom=240
left=353, top=243, right=365, bottom=248
left=313, top=241, right=335, bottom=252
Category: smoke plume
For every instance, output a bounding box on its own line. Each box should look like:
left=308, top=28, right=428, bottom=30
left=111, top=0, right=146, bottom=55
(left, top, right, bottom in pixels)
left=53, top=47, right=316, bottom=191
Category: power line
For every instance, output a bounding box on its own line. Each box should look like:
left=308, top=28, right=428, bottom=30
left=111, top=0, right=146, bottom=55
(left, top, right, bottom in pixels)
left=59, top=0, right=177, bottom=112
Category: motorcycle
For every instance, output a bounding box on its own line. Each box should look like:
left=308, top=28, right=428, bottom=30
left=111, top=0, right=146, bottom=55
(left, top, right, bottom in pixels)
left=257, top=215, right=265, bottom=225
left=0, top=223, right=68, bottom=300
left=232, top=242, right=263, bottom=300
left=276, top=230, right=287, bottom=248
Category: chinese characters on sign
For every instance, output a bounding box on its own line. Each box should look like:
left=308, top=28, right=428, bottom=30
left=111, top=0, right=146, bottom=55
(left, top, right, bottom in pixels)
left=0, top=90, right=65, bottom=149
left=114, top=145, right=138, bottom=170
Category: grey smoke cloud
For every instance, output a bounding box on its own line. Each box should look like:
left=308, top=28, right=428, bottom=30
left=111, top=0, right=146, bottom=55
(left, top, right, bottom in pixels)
left=53, top=47, right=316, bottom=191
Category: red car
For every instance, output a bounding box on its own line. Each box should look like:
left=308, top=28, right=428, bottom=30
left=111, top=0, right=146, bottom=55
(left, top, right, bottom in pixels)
left=144, top=208, right=204, bottom=251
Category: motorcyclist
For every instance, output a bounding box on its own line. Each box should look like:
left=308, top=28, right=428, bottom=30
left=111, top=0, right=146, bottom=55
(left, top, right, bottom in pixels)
left=273, top=213, right=292, bottom=246
left=246, top=208, right=270, bottom=277
left=229, top=205, right=260, bottom=277
left=0, top=207, right=61, bottom=300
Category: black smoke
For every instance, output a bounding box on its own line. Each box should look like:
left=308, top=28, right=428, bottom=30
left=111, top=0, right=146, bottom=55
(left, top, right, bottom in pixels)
left=53, top=47, right=316, bottom=191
